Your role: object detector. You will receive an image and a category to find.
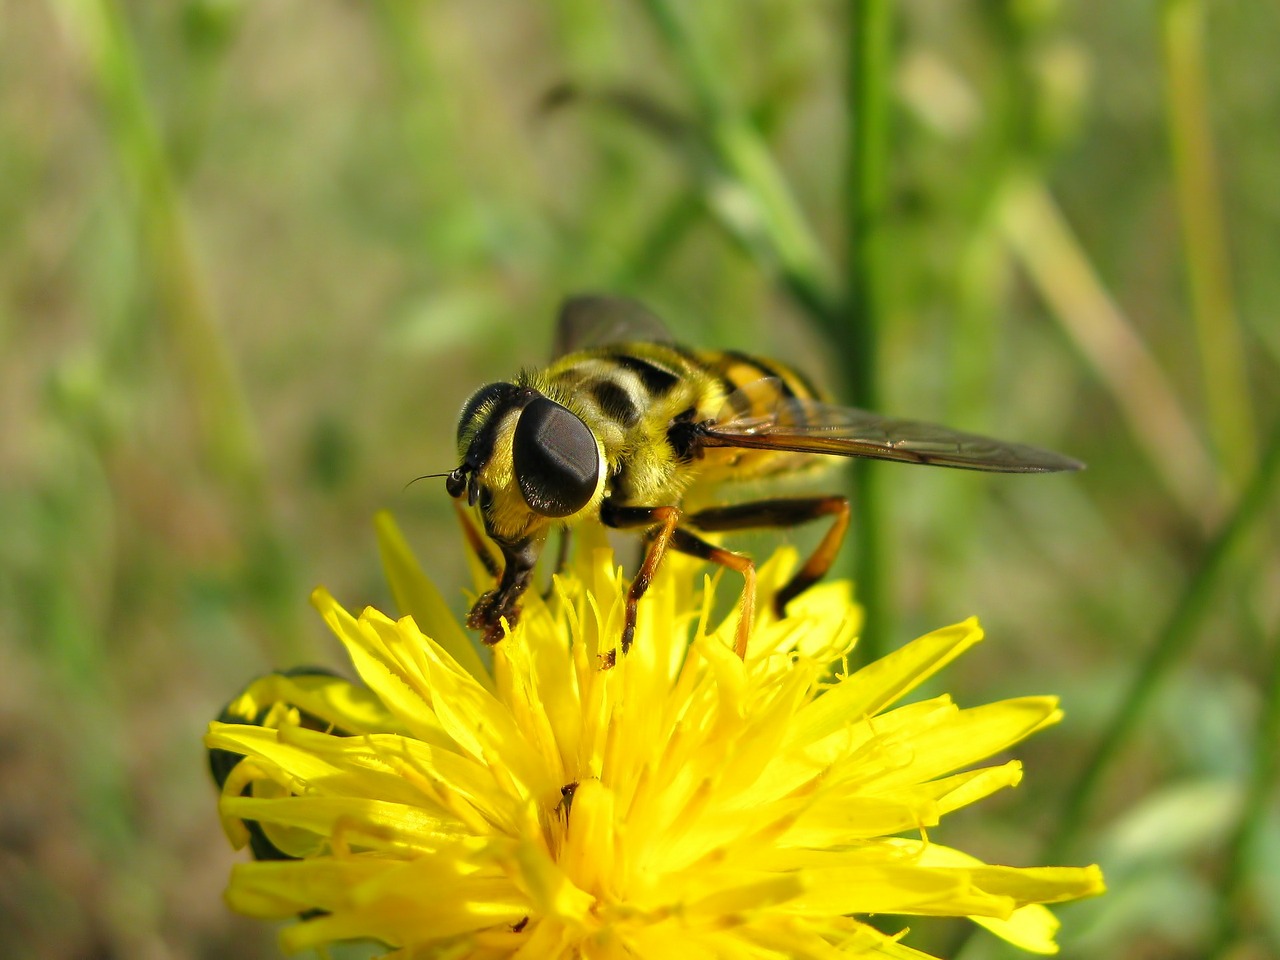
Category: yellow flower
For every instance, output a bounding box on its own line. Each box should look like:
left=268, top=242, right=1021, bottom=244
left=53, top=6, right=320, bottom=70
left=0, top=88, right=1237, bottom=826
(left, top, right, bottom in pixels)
left=206, top=514, right=1103, bottom=958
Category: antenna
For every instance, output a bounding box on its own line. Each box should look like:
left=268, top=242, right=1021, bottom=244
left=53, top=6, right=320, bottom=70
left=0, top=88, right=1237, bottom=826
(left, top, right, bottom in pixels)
left=403, top=472, right=452, bottom=492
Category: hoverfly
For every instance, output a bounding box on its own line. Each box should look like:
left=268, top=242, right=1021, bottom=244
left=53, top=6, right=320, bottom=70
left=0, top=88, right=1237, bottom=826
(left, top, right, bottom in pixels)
left=444, top=295, right=1081, bottom=661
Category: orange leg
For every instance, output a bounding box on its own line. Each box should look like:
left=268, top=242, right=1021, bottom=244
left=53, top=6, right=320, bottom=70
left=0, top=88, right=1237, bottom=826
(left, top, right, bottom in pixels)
left=685, top=496, right=850, bottom=616
left=601, top=503, right=681, bottom=655
left=667, top=528, right=756, bottom=659
left=601, top=501, right=758, bottom=660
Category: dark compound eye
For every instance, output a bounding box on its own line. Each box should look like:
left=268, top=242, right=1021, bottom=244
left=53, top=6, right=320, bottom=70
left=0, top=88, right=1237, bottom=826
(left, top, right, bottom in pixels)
left=512, top=397, right=600, bottom=518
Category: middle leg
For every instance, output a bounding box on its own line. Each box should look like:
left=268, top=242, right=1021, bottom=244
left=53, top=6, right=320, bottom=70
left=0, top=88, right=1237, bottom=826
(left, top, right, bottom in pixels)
left=666, top=527, right=756, bottom=660
left=685, top=496, right=850, bottom=616
left=601, top=500, right=759, bottom=660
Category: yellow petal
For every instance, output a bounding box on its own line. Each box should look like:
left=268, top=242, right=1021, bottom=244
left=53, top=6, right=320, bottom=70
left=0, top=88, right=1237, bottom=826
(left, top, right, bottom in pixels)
left=226, top=858, right=386, bottom=917
left=867, top=697, right=1062, bottom=789
left=311, top=589, right=448, bottom=743
left=557, top=778, right=616, bottom=899
left=221, top=794, right=468, bottom=854
left=915, top=843, right=1105, bottom=953
left=923, top=761, right=1024, bottom=815
left=785, top=619, right=983, bottom=749
left=221, top=671, right=405, bottom=735
left=206, top=723, right=342, bottom=790
left=375, top=510, right=493, bottom=689
left=511, top=833, right=597, bottom=923
left=781, top=792, right=942, bottom=846
left=786, top=861, right=982, bottom=916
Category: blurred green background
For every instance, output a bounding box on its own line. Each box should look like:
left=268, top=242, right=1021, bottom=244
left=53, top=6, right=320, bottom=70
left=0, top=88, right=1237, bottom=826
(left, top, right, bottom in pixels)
left=2, top=1, right=1278, bottom=957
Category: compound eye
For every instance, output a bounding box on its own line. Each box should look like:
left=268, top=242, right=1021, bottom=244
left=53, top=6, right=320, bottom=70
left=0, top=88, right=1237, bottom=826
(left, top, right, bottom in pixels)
left=512, top=398, right=600, bottom=518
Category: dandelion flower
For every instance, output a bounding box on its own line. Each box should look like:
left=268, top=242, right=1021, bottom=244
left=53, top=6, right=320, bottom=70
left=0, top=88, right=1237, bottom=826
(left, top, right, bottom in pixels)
left=206, top=515, right=1103, bottom=958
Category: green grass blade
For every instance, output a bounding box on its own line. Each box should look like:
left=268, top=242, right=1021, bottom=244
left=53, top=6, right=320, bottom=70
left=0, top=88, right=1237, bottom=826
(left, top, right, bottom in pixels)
left=999, top=174, right=1224, bottom=527
left=1049, top=415, right=1280, bottom=862
left=841, top=0, right=894, bottom=664
left=1161, top=0, right=1256, bottom=482
left=1208, top=624, right=1280, bottom=957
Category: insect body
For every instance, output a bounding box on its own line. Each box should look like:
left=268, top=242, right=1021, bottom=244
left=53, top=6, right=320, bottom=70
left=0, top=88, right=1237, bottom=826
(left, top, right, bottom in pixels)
left=446, top=296, right=1082, bottom=660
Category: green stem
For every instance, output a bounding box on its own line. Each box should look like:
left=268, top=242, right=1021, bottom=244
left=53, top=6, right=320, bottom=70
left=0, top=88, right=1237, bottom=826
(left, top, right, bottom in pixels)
left=1160, top=0, right=1255, bottom=482
left=841, top=0, right=893, bottom=665
left=1208, top=625, right=1280, bottom=957
left=55, top=0, right=263, bottom=502
left=53, top=0, right=305, bottom=663
left=1048, top=416, right=1280, bottom=862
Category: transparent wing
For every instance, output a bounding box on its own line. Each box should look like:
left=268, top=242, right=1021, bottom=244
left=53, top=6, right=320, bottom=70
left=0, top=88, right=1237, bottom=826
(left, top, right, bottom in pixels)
left=704, top=378, right=1083, bottom=473
left=553, top=294, right=673, bottom=356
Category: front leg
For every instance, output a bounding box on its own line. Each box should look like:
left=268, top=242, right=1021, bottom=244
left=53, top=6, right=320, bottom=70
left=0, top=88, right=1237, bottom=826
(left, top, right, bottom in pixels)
left=453, top=501, right=500, bottom=579
left=466, top=535, right=540, bottom=645
left=599, top=500, right=681, bottom=657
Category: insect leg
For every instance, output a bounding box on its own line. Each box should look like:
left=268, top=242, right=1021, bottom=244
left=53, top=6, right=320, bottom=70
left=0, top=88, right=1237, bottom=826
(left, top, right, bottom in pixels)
left=599, top=501, right=681, bottom=655
left=666, top=527, right=756, bottom=660
left=685, top=496, right=850, bottom=616
left=466, top=535, right=540, bottom=645
left=453, top=501, right=500, bottom=579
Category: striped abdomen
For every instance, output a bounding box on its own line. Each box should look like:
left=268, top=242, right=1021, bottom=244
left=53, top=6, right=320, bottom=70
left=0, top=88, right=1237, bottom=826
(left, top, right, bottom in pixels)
left=688, top=348, right=828, bottom=484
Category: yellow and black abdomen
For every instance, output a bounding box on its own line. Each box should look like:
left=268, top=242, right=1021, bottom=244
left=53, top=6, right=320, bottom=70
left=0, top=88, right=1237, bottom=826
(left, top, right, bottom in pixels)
left=689, top=348, right=828, bottom=485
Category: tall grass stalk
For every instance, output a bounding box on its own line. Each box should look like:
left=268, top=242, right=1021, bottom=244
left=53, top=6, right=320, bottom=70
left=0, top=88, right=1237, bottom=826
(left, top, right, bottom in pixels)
left=1161, top=0, right=1255, bottom=482
left=53, top=0, right=305, bottom=662
left=1209, top=625, right=1280, bottom=958
left=999, top=174, right=1223, bottom=527
left=54, top=0, right=262, bottom=501
left=638, top=0, right=836, bottom=320
left=840, top=0, right=894, bottom=664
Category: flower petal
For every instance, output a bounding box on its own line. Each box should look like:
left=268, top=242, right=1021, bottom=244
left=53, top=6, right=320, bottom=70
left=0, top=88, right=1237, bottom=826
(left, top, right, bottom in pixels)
left=212, top=529, right=1104, bottom=959
left=375, top=510, right=493, bottom=689
left=915, top=843, right=1105, bottom=953
left=785, top=619, right=984, bottom=749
